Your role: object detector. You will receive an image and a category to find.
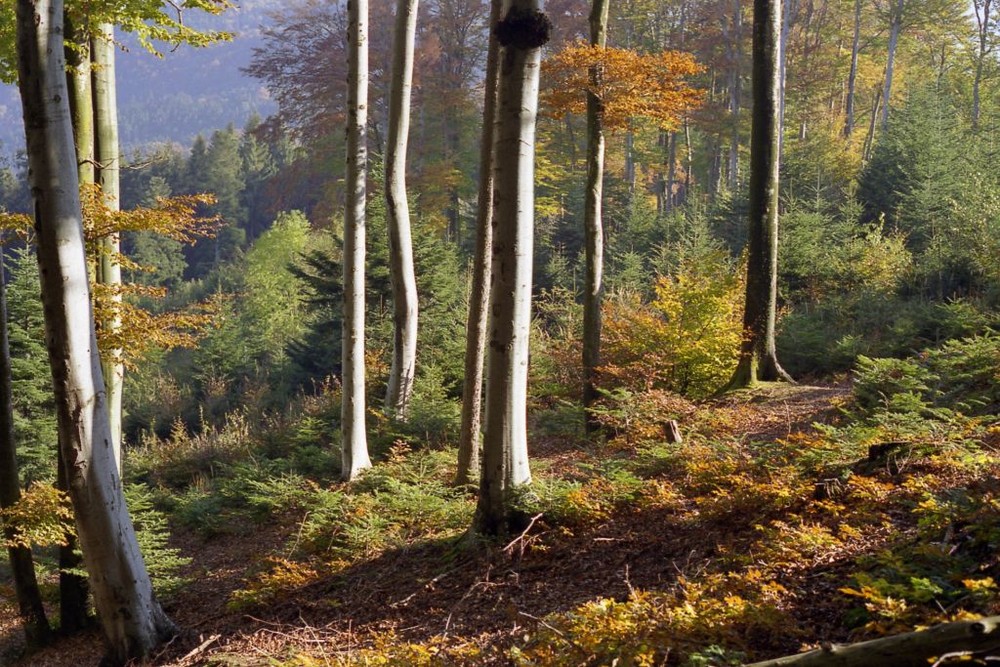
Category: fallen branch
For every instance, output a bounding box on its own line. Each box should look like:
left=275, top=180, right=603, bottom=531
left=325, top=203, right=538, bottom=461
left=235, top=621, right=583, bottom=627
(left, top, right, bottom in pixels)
left=178, top=633, right=220, bottom=666
left=745, top=616, right=1000, bottom=666
left=503, top=512, right=545, bottom=556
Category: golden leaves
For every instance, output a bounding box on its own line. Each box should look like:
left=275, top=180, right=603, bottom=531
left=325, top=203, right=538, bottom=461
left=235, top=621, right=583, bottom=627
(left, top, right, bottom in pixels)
left=542, top=41, right=705, bottom=132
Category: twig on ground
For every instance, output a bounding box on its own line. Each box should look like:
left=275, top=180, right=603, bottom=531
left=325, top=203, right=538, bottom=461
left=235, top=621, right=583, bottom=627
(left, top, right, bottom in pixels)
left=177, top=634, right=220, bottom=666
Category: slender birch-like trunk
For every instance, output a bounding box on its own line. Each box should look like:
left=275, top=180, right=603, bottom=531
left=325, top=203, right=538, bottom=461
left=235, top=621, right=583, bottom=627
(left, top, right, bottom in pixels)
left=880, top=0, right=903, bottom=130
left=92, top=22, right=124, bottom=469
left=973, top=0, right=993, bottom=131
left=456, top=0, right=502, bottom=487
left=844, top=0, right=862, bottom=136
left=475, top=0, right=549, bottom=535
left=342, top=0, right=372, bottom=481
left=15, top=1, right=175, bottom=663
left=61, top=9, right=94, bottom=633
left=582, top=0, right=609, bottom=432
left=384, top=0, right=419, bottom=421
left=725, top=0, right=793, bottom=389
left=727, top=0, right=743, bottom=191
left=0, top=253, right=51, bottom=647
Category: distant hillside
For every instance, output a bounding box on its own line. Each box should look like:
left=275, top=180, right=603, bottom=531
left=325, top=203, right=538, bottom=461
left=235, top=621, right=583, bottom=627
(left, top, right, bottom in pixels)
left=0, top=0, right=281, bottom=156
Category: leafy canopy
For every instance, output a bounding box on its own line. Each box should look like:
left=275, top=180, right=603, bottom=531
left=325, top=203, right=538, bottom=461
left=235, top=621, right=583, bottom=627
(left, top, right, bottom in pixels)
left=542, top=41, right=705, bottom=131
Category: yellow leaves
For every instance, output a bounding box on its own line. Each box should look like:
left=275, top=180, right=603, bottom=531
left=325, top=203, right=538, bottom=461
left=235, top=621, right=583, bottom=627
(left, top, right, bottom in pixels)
left=229, top=556, right=320, bottom=610
left=600, top=252, right=744, bottom=398
left=92, top=285, right=219, bottom=366
left=0, top=484, right=75, bottom=550
left=80, top=184, right=219, bottom=243
left=542, top=41, right=705, bottom=131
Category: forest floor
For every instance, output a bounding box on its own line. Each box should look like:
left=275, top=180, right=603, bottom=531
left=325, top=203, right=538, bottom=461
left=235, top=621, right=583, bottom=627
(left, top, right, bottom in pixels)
left=6, top=380, right=1000, bottom=666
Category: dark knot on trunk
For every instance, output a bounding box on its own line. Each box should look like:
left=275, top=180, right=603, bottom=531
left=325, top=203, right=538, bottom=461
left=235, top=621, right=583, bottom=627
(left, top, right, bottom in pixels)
left=495, top=7, right=552, bottom=50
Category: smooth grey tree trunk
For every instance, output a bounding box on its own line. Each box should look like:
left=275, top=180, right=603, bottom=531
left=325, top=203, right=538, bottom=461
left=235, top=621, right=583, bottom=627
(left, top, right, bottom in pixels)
left=92, top=22, right=124, bottom=470
left=582, top=0, right=609, bottom=432
left=15, top=2, right=175, bottom=663
left=844, top=0, right=862, bottom=136
left=880, top=0, right=903, bottom=130
left=726, top=0, right=793, bottom=389
left=778, top=0, right=791, bottom=156
left=61, top=10, right=94, bottom=633
left=384, top=0, right=420, bottom=421
left=456, top=0, right=502, bottom=487
left=727, top=0, right=743, bottom=192
left=475, top=0, right=549, bottom=535
left=342, top=0, right=372, bottom=481
left=973, top=0, right=993, bottom=131
left=746, top=616, right=1000, bottom=666
left=0, top=252, right=51, bottom=648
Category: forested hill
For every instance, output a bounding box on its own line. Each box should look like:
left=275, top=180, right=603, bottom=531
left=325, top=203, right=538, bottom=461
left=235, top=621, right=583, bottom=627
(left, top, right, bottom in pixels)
left=0, top=0, right=278, bottom=154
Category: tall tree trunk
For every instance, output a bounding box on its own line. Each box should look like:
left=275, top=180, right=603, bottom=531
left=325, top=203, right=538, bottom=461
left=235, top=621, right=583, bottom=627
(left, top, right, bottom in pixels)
left=582, top=0, right=609, bottom=432
left=342, top=0, right=372, bottom=481
left=475, top=0, right=549, bottom=536
left=726, top=0, right=793, bottom=389
left=0, top=252, right=51, bottom=648
left=624, top=129, right=636, bottom=193
left=727, top=0, right=743, bottom=192
left=92, top=23, right=124, bottom=470
left=384, top=0, right=420, bottom=421
left=15, top=1, right=175, bottom=663
left=863, top=85, right=881, bottom=161
left=844, top=0, right=862, bottom=136
left=973, top=0, right=992, bottom=131
left=61, top=9, right=94, bottom=634
left=683, top=119, right=693, bottom=204
left=778, top=0, right=791, bottom=156
left=456, top=0, right=502, bottom=487
left=665, top=131, right=677, bottom=212
left=880, top=0, right=903, bottom=130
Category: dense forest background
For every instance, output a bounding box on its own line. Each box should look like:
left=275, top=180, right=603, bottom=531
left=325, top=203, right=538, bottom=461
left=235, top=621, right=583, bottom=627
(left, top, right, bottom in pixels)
left=3, top=0, right=1000, bottom=663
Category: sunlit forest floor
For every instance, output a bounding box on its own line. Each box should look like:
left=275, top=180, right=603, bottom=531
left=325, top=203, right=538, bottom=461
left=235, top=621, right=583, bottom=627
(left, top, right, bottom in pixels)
left=6, top=379, right=1000, bottom=665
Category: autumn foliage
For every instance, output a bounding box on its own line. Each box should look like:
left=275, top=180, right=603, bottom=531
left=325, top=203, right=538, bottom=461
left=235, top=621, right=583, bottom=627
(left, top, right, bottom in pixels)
left=600, top=250, right=744, bottom=398
left=542, top=41, right=705, bottom=131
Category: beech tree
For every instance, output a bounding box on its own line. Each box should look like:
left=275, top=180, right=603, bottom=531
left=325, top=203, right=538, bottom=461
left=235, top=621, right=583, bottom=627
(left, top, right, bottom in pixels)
left=92, top=22, right=124, bottom=468
left=475, top=0, right=551, bottom=535
left=15, top=0, right=174, bottom=662
left=725, top=0, right=794, bottom=388
left=543, top=43, right=702, bottom=420
left=456, top=0, right=502, bottom=486
left=342, top=0, right=372, bottom=480
left=582, top=0, right=609, bottom=432
left=972, top=0, right=999, bottom=130
left=384, top=0, right=420, bottom=421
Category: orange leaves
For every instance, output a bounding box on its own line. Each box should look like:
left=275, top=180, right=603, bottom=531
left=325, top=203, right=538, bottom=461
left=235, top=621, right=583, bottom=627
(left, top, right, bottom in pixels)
left=92, top=284, right=219, bottom=367
left=542, top=41, right=705, bottom=131
left=79, top=184, right=219, bottom=244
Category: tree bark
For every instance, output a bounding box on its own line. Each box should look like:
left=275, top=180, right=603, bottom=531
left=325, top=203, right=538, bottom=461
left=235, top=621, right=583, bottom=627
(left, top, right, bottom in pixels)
left=726, top=0, right=793, bottom=389
left=384, top=0, right=420, bottom=422
left=746, top=616, right=1000, bottom=667
left=342, top=0, right=372, bottom=481
left=61, top=9, right=94, bottom=633
left=0, top=251, right=51, bottom=648
left=727, top=0, right=743, bottom=192
left=456, top=0, right=502, bottom=487
left=880, top=0, right=903, bottom=130
left=843, top=0, right=862, bottom=136
left=972, top=0, right=993, bottom=131
left=92, top=22, right=124, bottom=470
left=475, top=0, right=549, bottom=535
left=16, top=1, right=175, bottom=664
left=582, top=0, right=609, bottom=432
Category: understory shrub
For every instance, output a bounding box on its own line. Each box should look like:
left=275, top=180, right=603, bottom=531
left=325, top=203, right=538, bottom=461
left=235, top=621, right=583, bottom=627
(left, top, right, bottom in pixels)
left=600, top=249, right=743, bottom=398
